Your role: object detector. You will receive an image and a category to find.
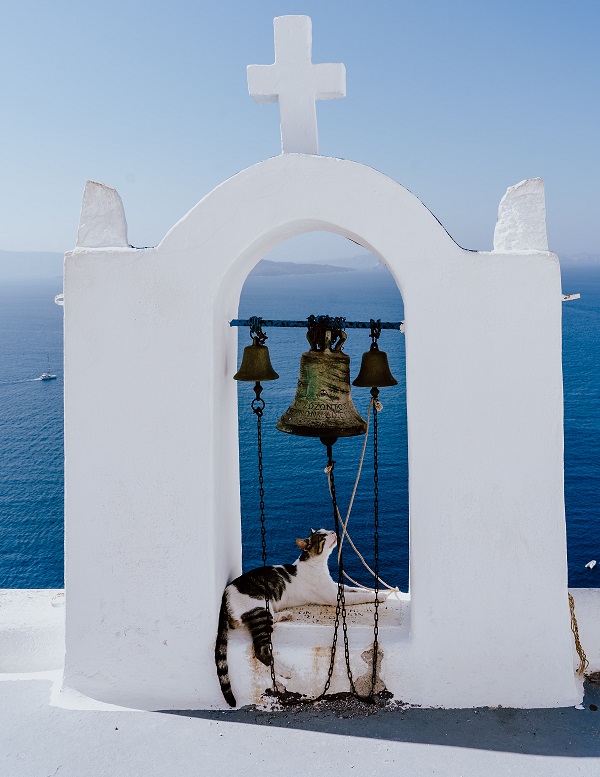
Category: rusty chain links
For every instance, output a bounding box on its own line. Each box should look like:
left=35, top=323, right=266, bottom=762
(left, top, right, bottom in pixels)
left=319, top=442, right=358, bottom=699
left=370, top=386, right=381, bottom=699
left=251, top=380, right=278, bottom=697
left=569, top=592, right=589, bottom=675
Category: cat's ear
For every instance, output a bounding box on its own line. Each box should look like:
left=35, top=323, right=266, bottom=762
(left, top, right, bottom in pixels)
left=296, top=538, right=308, bottom=550
left=310, top=528, right=315, bottom=534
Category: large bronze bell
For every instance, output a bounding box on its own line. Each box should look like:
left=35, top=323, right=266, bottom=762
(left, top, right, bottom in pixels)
left=276, top=322, right=366, bottom=445
left=233, top=337, right=279, bottom=382
left=353, top=342, right=398, bottom=388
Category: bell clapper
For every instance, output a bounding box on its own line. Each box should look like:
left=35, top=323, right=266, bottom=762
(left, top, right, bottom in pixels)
left=251, top=380, right=265, bottom=416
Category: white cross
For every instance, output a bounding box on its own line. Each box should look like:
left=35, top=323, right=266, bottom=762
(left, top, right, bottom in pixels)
left=247, top=16, right=346, bottom=155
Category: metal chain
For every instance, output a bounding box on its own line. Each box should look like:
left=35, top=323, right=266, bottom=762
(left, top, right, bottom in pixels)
left=336, top=448, right=358, bottom=696
left=259, top=425, right=384, bottom=706
left=251, top=380, right=278, bottom=697
left=370, top=387, right=381, bottom=699
left=569, top=592, right=589, bottom=675
left=319, top=444, right=358, bottom=699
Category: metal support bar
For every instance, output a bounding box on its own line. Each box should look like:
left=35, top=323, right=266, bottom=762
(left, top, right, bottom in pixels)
left=230, top=318, right=404, bottom=330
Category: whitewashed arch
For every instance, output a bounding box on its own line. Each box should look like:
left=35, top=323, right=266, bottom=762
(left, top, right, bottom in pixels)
left=64, top=153, right=578, bottom=710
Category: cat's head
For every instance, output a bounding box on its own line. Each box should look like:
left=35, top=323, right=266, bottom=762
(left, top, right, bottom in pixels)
left=296, top=528, right=337, bottom=560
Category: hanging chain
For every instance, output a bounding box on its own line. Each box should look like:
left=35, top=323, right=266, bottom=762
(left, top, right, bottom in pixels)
left=370, top=387, right=381, bottom=699
left=319, top=443, right=358, bottom=699
left=319, top=449, right=340, bottom=697
left=251, top=380, right=278, bottom=697
left=335, top=452, right=358, bottom=697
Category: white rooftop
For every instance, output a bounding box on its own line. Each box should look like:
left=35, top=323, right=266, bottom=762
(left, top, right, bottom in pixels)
left=1, top=590, right=599, bottom=775
left=2, top=671, right=599, bottom=776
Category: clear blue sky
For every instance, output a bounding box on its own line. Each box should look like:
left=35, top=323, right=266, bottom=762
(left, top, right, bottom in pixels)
left=0, top=0, right=598, bottom=257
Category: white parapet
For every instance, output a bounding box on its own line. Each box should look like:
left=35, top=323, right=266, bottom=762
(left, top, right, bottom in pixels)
left=3, top=588, right=599, bottom=710
left=77, top=181, right=129, bottom=249
left=493, top=178, right=549, bottom=253
left=569, top=588, right=600, bottom=673
left=0, top=590, right=64, bottom=673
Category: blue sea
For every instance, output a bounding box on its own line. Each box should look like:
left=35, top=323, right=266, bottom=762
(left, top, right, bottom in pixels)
left=1, top=264, right=598, bottom=590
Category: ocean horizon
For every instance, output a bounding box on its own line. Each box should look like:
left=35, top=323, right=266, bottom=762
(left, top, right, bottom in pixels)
left=0, top=263, right=598, bottom=590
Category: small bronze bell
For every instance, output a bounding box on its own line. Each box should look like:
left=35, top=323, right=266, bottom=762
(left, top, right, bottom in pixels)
left=277, top=319, right=366, bottom=445
left=233, top=337, right=279, bottom=382
left=353, top=342, right=398, bottom=388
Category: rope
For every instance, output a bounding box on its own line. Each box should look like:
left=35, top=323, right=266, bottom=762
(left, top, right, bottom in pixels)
left=568, top=593, right=589, bottom=676
left=324, top=398, right=397, bottom=592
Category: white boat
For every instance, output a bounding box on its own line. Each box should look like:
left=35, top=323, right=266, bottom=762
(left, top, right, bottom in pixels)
left=38, top=355, right=57, bottom=381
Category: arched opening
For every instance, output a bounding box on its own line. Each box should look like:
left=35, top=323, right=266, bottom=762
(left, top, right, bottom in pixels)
left=160, top=153, right=460, bottom=624
left=235, top=231, right=409, bottom=592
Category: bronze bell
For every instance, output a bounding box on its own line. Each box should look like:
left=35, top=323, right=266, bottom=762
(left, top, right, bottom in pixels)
left=233, top=337, right=279, bottom=382
left=353, top=343, right=398, bottom=388
left=276, top=325, right=366, bottom=445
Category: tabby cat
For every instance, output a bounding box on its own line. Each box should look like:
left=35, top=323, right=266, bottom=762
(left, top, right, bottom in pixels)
left=215, top=528, right=387, bottom=707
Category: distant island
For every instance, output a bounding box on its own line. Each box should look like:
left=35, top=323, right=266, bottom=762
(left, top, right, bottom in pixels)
left=0, top=251, right=361, bottom=280
left=0, top=249, right=598, bottom=281
left=561, top=253, right=600, bottom=263
left=0, top=250, right=64, bottom=280
left=249, top=259, right=353, bottom=276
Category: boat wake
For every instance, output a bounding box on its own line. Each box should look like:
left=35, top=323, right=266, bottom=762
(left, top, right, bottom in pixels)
left=0, top=377, right=59, bottom=384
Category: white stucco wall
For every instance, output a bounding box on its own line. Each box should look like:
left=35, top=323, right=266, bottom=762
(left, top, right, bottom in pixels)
left=0, top=590, right=64, bottom=672
left=63, top=154, right=578, bottom=710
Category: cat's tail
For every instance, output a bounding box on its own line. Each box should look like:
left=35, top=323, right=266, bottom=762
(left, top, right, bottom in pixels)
left=215, top=591, right=236, bottom=707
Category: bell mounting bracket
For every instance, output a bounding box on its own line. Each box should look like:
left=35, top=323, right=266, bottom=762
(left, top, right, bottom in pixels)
left=306, top=314, right=346, bottom=352
left=369, top=319, right=382, bottom=351
left=248, top=315, right=268, bottom=346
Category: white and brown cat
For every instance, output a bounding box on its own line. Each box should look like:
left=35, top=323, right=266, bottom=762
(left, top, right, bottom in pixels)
left=215, top=528, right=387, bottom=707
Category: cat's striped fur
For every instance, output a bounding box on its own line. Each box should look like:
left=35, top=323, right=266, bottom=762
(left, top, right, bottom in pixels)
left=215, top=528, right=387, bottom=707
